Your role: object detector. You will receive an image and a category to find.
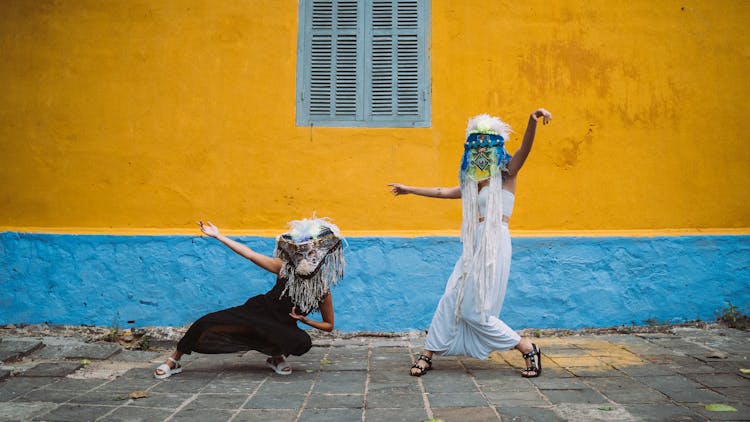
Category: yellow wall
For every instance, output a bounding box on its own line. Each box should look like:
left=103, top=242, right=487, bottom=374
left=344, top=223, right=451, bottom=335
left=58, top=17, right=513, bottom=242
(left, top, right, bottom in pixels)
left=1, top=0, right=748, bottom=234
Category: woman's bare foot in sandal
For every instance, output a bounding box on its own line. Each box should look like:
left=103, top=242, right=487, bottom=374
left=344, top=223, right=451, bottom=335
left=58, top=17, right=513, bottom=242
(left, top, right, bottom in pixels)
left=410, top=351, right=434, bottom=376
left=266, top=355, right=292, bottom=375
left=515, top=338, right=542, bottom=378
left=154, top=352, right=184, bottom=379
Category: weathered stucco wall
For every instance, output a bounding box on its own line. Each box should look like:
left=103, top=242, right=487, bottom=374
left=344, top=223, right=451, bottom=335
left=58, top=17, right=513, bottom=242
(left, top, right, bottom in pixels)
left=3, top=232, right=748, bottom=331
left=0, top=0, right=748, bottom=232
left=1, top=1, right=748, bottom=330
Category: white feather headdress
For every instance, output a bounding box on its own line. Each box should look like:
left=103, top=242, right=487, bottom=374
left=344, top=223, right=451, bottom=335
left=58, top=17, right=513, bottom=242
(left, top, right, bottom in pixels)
left=466, top=113, right=512, bottom=139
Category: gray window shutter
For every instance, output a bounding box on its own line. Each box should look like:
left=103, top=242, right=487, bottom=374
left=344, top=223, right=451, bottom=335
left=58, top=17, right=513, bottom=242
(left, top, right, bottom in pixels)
left=309, top=0, right=360, bottom=120
left=368, top=0, right=422, bottom=120
left=297, top=0, right=430, bottom=127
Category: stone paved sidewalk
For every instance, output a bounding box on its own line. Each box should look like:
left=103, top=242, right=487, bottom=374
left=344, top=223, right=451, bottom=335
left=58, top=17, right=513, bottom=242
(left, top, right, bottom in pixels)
left=0, top=326, right=748, bottom=421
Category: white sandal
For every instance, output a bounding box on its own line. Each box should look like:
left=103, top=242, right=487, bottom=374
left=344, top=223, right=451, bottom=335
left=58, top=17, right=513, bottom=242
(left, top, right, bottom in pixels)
left=154, top=357, right=182, bottom=379
left=265, top=357, right=292, bottom=375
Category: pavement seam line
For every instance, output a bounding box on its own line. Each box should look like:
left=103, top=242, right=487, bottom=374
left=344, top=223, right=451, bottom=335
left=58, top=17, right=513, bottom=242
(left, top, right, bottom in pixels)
left=572, top=338, right=698, bottom=420
left=5, top=329, right=746, bottom=421
left=163, top=363, right=222, bottom=421
left=569, top=363, right=627, bottom=415
left=361, top=339, right=372, bottom=422
left=29, top=363, right=128, bottom=421
left=636, top=336, right=713, bottom=416
left=294, top=344, right=332, bottom=421
left=226, top=367, right=269, bottom=421
left=554, top=342, right=623, bottom=413
left=101, top=359, right=189, bottom=420
left=407, top=338, right=433, bottom=420
left=497, top=347, right=559, bottom=411
left=103, top=359, right=178, bottom=420
left=458, top=359, right=502, bottom=421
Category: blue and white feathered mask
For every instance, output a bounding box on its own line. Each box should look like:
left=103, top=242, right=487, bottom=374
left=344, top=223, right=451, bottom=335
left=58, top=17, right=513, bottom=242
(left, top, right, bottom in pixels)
left=460, top=114, right=512, bottom=182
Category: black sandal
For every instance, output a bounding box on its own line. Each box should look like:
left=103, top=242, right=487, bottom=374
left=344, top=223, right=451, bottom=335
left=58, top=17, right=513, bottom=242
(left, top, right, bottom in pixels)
left=521, top=343, right=542, bottom=378
left=410, top=354, right=432, bottom=377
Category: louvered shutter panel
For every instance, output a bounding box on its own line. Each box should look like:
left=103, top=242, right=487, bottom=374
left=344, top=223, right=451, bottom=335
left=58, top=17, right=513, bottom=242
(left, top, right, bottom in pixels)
left=368, top=0, right=421, bottom=120
left=309, top=0, right=360, bottom=120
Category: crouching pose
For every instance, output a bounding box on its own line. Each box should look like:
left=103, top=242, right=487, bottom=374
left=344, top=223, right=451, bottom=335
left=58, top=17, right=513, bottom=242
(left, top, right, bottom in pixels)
left=154, top=217, right=344, bottom=378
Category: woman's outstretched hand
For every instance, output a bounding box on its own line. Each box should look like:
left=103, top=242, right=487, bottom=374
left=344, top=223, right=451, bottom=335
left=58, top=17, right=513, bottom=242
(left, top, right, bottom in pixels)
left=388, top=183, right=410, bottom=196
left=198, top=221, right=220, bottom=238
left=289, top=306, right=306, bottom=322
left=532, top=108, right=552, bottom=125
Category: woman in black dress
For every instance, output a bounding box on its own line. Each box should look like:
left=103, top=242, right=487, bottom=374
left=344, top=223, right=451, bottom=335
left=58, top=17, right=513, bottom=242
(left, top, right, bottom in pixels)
left=154, top=218, right=344, bottom=378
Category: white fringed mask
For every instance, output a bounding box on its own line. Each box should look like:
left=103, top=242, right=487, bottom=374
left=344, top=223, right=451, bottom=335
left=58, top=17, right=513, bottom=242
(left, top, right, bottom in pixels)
left=274, top=217, right=345, bottom=313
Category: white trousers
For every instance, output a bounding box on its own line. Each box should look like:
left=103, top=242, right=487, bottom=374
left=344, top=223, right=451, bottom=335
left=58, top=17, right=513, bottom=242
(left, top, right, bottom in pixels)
left=424, top=222, right=520, bottom=359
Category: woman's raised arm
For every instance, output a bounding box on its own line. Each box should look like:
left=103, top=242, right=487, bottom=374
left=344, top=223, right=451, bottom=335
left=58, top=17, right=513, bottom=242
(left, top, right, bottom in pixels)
left=505, top=108, right=552, bottom=177
left=198, top=221, right=283, bottom=274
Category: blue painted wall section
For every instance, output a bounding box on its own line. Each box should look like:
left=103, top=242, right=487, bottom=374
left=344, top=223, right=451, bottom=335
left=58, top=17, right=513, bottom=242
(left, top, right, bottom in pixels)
left=2, top=232, right=748, bottom=332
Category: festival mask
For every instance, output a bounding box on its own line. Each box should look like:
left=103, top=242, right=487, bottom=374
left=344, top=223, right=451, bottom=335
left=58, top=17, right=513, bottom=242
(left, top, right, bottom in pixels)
left=459, top=114, right=513, bottom=182
left=274, top=217, right=345, bottom=313
left=460, top=132, right=512, bottom=182
left=276, top=226, right=342, bottom=277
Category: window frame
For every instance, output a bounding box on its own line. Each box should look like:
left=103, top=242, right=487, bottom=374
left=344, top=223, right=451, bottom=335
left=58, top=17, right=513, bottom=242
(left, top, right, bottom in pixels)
left=296, top=0, right=431, bottom=128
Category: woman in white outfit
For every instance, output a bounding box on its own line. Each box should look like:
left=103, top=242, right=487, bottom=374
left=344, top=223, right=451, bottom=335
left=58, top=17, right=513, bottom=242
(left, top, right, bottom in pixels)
left=389, top=108, right=552, bottom=378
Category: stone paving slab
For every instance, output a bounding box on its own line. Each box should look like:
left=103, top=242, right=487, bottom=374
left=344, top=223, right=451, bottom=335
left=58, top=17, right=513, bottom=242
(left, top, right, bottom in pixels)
left=484, top=389, right=549, bottom=407
left=233, top=409, right=297, bottom=422
left=433, top=406, right=500, bottom=422
left=0, top=327, right=747, bottom=421
left=30, top=342, right=121, bottom=360
left=621, top=403, right=705, bottom=421
left=365, top=407, right=429, bottom=422
left=497, top=405, right=566, bottom=421
left=0, top=377, right=58, bottom=401
left=16, top=362, right=83, bottom=378
left=686, top=401, right=750, bottom=421
left=0, top=402, right=59, bottom=422
left=102, top=406, right=175, bottom=421
left=14, top=387, right=82, bottom=403
left=0, top=339, right=44, bottom=363
left=33, top=403, right=117, bottom=421
left=36, top=377, right=107, bottom=392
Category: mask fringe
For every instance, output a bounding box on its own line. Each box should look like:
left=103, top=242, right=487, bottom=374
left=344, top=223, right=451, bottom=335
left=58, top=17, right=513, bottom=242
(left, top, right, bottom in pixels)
left=455, top=172, right=504, bottom=323
left=280, top=245, right=344, bottom=314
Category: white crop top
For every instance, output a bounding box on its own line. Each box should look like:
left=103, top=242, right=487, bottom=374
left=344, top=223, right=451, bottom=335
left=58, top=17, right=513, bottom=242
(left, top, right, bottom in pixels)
left=478, top=187, right=515, bottom=219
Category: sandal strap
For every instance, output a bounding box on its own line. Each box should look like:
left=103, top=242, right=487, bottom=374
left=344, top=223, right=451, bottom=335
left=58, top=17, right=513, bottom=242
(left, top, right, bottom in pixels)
left=522, top=344, right=541, bottom=373
left=417, top=354, right=432, bottom=366
left=166, top=357, right=180, bottom=367
left=410, top=362, right=429, bottom=375
left=411, top=354, right=433, bottom=373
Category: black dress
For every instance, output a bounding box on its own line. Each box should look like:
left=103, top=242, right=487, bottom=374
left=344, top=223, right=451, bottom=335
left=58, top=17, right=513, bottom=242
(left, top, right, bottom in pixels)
left=176, top=277, right=313, bottom=357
